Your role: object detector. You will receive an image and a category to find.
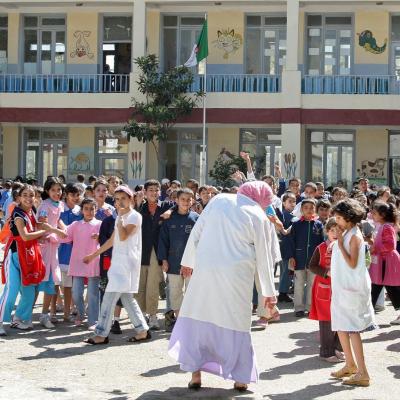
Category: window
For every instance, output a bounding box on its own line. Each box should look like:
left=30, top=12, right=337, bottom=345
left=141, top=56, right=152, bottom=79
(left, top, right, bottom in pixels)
left=103, top=16, right=132, bottom=41
left=162, top=15, right=204, bottom=71
left=245, top=15, right=287, bottom=74
left=0, top=16, right=7, bottom=73
left=308, top=130, right=354, bottom=188
left=240, top=128, right=282, bottom=177
left=23, top=15, right=66, bottom=74
left=23, top=128, right=68, bottom=182
left=166, top=129, right=203, bottom=183
left=389, top=132, right=400, bottom=188
left=306, top=14, right=352, bottom=75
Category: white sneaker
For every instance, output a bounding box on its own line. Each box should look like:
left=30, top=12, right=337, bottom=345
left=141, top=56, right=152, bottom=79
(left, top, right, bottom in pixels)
left=390, top=315, right=400, bottom=325
left=148, top=315, right=160, bottom=330
left=50, top=314, right=58, bottom=323
left=0, top=323, right=7, bottom=336
left=24, top=321, right=34, bottom=330
left=87, top=324, right=97, bottom=331
left=40, top=314, right=55, bottom=329
left=10, top=320, right=31, bottom=330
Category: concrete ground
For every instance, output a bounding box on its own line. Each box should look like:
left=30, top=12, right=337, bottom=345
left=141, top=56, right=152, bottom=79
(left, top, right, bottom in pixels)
left=0, top=293, right=399, bottom=400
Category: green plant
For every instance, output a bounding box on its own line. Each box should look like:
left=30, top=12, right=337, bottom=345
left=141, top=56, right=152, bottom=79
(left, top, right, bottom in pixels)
left=209, top=151, right=247, bottom=186
left=124, top=55, right=202, bottom=176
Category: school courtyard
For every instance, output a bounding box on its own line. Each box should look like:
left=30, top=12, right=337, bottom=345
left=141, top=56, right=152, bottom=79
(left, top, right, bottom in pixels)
left=0, top=294, right=398, bottom=400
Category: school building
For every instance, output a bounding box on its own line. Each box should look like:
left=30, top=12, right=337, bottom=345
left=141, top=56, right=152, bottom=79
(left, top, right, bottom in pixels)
left=1, top=0, right=400, bottom=189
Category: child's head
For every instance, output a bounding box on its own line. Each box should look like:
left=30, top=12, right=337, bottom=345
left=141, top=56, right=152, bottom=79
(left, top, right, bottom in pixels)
left=300, top=198, right=317, bottom=220
left=332, top=187, right=348, bottom=204
left=144, top=179, right=161, bottom=203
left=262, top=175, right=277, bottom=193
left=332, top=199, right=365, bottom=229
left=317, top=199, right=331, bottom=223
left=377, top=186, right=391, bottom=202
left=17, top=184, right=36, bottom=210
left=81, top=198, right=97, bottom=221
left=77, top=174, right=85, bottom=183
left=169, top=189, right=178, bottom=203
left=303, top=182, right=317, bottom=199
left=114, top=185, right=133, bottom=210
left=176, top=188, right=194, bottom=213
left=358, top=178, right=369, bottom=193
left=170, top=180, right=181, bottom=190
left=186, top=179, right=199, bottom=194
left=288, top=177, right=301, bottom=195
left=65, top=183, right=81, bottom=207
left=108, top=175, right=121, bottom=195
left=315, top=182, right=325, bottom=197
left=282, top=191, right=296, bottom=212
left=199, top=185, right=211, bottom=204
left=42, top=177, right=64, bottom=202
left=325, top=217, right=338, bottom=242
left=93, top=179, right=109, bottom=203
left=88, top=175, right=97, bottom=186
left=371, top=200, right=399, bottom=225
left=84, top=185, right=94, bottom=199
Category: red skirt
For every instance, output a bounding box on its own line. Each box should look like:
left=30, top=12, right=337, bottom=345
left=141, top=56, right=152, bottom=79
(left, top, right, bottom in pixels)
left=309, top=275, right=332, bottom=321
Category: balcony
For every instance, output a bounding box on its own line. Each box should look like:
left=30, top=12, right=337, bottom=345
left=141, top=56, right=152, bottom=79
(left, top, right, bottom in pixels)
left=189, top=74, right=281, bottom=93
left=302, top=75, right=400, bottom=95
left=0, top=74, right=130, bottom=93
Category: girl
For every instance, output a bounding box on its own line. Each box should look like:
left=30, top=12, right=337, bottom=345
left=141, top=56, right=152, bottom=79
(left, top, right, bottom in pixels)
left=93, top=180, right=115, bottom=221
left=37, top=177, right=67, bottom=329
left=309, top=217, right=344, bottom=363
left=61, top=198, right=101, bottom=328
left=0, top=185, right=53, bottom=336
left=330, top=199, right=376, bottom=387
left=369, top=201, right=400, bottom=325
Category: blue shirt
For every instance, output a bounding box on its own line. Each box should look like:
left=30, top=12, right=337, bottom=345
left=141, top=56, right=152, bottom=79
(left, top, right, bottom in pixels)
left=0, top=189, right=11, bottom=208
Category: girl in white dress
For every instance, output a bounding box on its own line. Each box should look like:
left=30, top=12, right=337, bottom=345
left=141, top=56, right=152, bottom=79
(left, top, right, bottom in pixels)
left=330, top=199, right=376, bottom=387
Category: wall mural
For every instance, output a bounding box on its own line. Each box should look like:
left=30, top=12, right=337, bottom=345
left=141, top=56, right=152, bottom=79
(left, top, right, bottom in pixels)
left=131, top=151, right=143, bottom=180
left=283, top=153, right=298, bottom=179
left=213, top=29, right=243, bottom=59
left=69, top=147, right=94, bottom=173
left=357, top=30, right=387, bottom=54
left=357, top=158, right=387, bottom=178
left=70, top=31, right=94, bottom=59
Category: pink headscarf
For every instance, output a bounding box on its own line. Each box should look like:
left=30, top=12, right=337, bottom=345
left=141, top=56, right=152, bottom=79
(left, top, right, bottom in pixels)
left=238, top=181, right=273, bottom=210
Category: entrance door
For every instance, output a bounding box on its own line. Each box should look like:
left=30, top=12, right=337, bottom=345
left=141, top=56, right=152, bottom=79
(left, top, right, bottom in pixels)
left=42, top=142, right=68, bottom=182
left=99, top=155, right=127, bottom=182
left=179, top=143, right=202, bottom=184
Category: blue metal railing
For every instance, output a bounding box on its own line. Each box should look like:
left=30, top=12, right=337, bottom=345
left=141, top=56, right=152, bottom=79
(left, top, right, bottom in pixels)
left=302, top=75, right=400, bottom=95
left=0, top=74, right=130, bottom=93
left=189, top=74, right=281, bottom=93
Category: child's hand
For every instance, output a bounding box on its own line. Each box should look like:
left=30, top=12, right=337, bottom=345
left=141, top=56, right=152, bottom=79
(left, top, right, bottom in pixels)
left=83, top=254, right=95, bottom=264
left=240, top=151, right=250, bottom=162
left=162, top=260, right=169, bottom=273
left=118, top=207, right=130, bottom=217
left=288, top=258, right=296, bottom=271
left=91, top=233, right=99, bottom=240
left=268, top=215, right=283, bottom=230
left=56, top=230, right=67, bottom=239
left=38, top=216, right=48, bottom=224
left=40, top=222, right=53, bottom=232
left=161, top=209, right=172, bottom=220
left=180, top=266, right=193, bottom=278
left=104, top=208, right=113, bottom=217
left=264, top=296, right=277, bottom=310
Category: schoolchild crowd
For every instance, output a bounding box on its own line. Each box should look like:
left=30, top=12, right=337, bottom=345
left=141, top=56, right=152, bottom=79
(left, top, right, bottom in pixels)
left=0, top=158, right=399, bottom=388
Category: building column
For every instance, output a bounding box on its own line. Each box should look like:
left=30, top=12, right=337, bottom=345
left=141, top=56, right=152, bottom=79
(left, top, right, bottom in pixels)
left=281, top=124, right=304, bottom=180
left=131, top=0, right=146, bottom=95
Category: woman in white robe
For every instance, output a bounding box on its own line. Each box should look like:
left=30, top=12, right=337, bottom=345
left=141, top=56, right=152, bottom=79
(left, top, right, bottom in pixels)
left=168, top=181, right=277, bottom=391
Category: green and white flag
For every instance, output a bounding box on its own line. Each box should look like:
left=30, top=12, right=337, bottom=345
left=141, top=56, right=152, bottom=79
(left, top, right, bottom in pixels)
left=184, top=20, right=208, bottom=67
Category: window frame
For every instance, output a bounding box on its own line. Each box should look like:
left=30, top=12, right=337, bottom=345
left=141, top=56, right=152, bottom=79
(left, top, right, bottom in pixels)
left=0, top=14, right=8, bottom=74
left=304, top=13, right=354, bottom=76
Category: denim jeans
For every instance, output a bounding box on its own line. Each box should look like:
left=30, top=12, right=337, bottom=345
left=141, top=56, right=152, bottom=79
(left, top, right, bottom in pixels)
left=95, top=292, right=149, bottom=337
left=72, top=276, right=100, bottom=326
left=279, top=259, right=291, bottom=294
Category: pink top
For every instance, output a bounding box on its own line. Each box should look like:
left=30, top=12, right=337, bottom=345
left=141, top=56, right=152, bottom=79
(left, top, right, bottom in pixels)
left=369, top=223, right=400, bottom=286
left=62, top=219, right=101, bottom=277
left=37, top=199, right=64, bottom=283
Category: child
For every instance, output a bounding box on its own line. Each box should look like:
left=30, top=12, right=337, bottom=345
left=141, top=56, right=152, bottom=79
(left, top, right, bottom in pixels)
left=83, top=185, right=150, bottom=344
left=58, top=183, right=83, bottom=322
left=158, top=188, right=199, bottom=331
left=84, top=185, right=94, bottom=199
left=317, top=199, right=332, bottom=225
left=0, top=185, right=53, bottom=335
left=62, top=198, right=101, bottom=328
left=330, top=199, right=376, bottom=387
left=369, top=201, right=400, bottom=325
left=94, top=180, right=115, bottom=221
left=292, top=182, right=318, bottom=218
left=288, top=199, right=324, bottom=317
left=275, top=192, right=296, bottom=302
left=309, top=217, right=344, bottom=362
left=37, top=177, right=67, bottom=329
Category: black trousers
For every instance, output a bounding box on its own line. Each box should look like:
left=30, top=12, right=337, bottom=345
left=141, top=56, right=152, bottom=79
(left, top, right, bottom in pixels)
left=371, top=284, right=400, bottom=310
left=319, top=320, right=342, bottom=358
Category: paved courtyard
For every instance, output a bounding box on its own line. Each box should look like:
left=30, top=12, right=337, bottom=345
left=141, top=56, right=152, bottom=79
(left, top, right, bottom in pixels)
left=0, top=293, right=399, bottom=400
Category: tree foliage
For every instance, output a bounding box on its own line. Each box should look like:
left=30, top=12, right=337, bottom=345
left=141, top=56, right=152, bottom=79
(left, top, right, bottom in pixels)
left=209, top=152, right=247, bottom=187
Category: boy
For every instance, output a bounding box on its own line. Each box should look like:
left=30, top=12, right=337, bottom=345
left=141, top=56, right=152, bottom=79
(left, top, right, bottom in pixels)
left=317, top=199, right=332, bottom=225
left=58, top=183, right=82, bottom=322
left=158, top=188, right=199, bottom=331
left=292, top=182, right=318, bottom=218
left=288, top=198, right=324, bottom=317
left=275, top=192, right=297, bottom=302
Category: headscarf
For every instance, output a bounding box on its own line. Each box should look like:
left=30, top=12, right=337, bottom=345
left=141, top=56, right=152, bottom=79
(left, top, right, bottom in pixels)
left=237, top=181, right=273, bottom=210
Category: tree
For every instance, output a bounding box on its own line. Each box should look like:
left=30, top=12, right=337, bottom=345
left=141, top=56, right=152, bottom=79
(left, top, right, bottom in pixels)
left=124, top=55, right=202, bottom=177
left=209, top=149, right=247, bottom=187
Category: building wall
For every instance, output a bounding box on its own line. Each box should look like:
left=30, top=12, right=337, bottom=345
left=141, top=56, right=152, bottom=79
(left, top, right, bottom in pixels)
left=2, top=126, right=19, bottom=179
left=6, top=13, right=19, bottom=73
left=147, top=10, right=160, bottom=57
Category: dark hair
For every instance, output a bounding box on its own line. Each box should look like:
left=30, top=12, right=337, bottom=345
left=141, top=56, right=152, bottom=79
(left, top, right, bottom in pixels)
left=81, top=198, right=97, bottom=209
left=315, top=182, right=324, bottom=189
left=35, top=187, right=43, bottom=197
left=317, top=198, right=331, bottom=211
left=358, top=177, right=369, bottom=184
left=88, top=175, right=97, bottom=184
left=262, top=175, right=276, bottom=187
left=387, top=195, right=398, bottom=206
left=222, top=187, right=230, bottom=193
left=177, top=188, right=194, bottom=199
left=12, top=189, right=20, bottom=201
left=325, top=217, right=338, bottom=232
left=134, top=184, right=144, bottom=192
left=77, top=174, right=85, bottom=183
left=42, top=177, right=64, bottom=200
left=186, top=179, right=199, bottom=189
left=372, top=201, right=399, bottom=224
left=282, top=191, right=296, bottom=202
left=288, top=177, right=301, bottom=185
left=65, top=183, right=81, bottom=195
left=304, top=182, right=317, bottom=192
left=14, top=175, right=24, bottom=183
left=85, top=185, right=94, bottom=192
left=332, top=199, right=366, bottom=224
left=17, top=184, right=35, bottom=197
left=58, top=174, right=66, bottom=183
left=377, top=186, right=390, bottom=199
left=144, top=179, right=160, bottom=190
left=171, top=180, right=181, bottom=187
left=198, top=185, right=209, bottom=194
left=11, top=182, right=24, bottom=192
left=300, top=198, right=317, bottom=208
left=3, top=181, right=12, bottom=190
left=93, top=179, right=109, bottom=191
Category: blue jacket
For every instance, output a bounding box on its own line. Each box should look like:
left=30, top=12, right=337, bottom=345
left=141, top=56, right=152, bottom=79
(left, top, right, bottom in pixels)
left=0, top=189, right=11, bottom=209
left=287, top=218, right=324, bottom=270
left=58, top=205, right=82, bottom=265
left=140, top=200, right=174, bottom=265
left=276, top=207, right=295, bottom=259
left=157, top=210, right=199, bottom=274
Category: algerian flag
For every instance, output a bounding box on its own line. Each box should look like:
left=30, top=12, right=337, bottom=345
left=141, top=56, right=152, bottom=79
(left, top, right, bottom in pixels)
left=184, top=20, right=208, bottom=67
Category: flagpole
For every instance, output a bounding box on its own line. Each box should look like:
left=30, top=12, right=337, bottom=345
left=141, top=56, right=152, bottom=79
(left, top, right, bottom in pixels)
left=200, top=13, right=207, bottom=186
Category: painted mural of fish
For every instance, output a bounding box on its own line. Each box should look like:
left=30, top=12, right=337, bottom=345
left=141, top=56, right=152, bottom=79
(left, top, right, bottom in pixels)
left=357, top=30, right=387, bottom=54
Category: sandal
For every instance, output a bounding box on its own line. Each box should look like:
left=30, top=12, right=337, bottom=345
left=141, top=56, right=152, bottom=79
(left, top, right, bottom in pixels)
left=188, top=381, right=201, bottom=390
left=127, top=330, right=151, bottom=343
left=234, top=383, right=248, bottom=392
left=84, top=336, right=109, bottom=345
left=330, top=365, right=357, bottom=379
left=342, top=373, right=370, bottom=387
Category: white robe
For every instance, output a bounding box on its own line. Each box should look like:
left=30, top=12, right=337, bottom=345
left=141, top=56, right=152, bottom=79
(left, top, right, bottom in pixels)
left=179, top=193, right=276, bottom=332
